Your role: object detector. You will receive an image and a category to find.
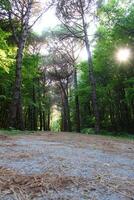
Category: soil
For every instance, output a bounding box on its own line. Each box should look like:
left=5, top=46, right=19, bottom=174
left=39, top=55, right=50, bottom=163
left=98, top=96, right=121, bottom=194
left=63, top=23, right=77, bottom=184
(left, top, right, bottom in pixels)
left=0, top=132, right=134, bottom=200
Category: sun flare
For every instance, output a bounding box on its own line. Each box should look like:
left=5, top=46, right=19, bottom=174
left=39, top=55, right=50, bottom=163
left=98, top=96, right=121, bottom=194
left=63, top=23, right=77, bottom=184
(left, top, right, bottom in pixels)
left=116, top=48, right=131, bottom=62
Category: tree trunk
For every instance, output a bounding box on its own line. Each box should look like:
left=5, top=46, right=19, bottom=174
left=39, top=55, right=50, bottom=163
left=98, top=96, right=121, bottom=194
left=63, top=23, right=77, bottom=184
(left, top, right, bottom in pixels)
left=64, top=95, right=71, bottom=131
left=43, top=111, right=46, bottom=131
left=39, top=109, right=42, bottom=131
left=61, top=90, right=68, bottom=131
left=9, top=40, right=25, bottom=130
left=32, top=83, right=37, bottom=130
left=47, top=110, right=50, bottom=131
left=80, top=0, right=100, bottom=133
left=74, top=67, right=81, bottom=132
left=8, top=0, right=32, bottom=130
left=60, top=82, right=71, bottom=132
left=85, top=38, right=100, bottom=133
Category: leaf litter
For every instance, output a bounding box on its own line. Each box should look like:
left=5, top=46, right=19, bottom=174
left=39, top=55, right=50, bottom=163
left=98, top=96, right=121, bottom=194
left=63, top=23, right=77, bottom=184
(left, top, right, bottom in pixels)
left=0, top=133, right=134, bottom=200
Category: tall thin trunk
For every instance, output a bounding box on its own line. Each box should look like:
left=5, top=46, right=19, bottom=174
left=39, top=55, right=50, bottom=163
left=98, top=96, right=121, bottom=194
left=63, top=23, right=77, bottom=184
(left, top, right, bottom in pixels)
left=38, top=78, right=42, bottom=131
left=74, top=67, right=81, bottom=132
left=64, top=95, right=71, bottom=131
left=8, top=0, right=32, bottom=130
left=43, top=111, right=46, bottom=131
left=79, top=0, right=100, bottom=133
left=32, top=83, right=37, bottom=130
left=39, top=109, right=42, bottom=131
left=47, top=110, right=50, bottom=131
left=60, top=82, right=71, bottom=132
left=42, top=72, right=46, bottom=131
left=61, top=90, right=68, bottom=131
left=85, top=37, right=100, bottom=133
left=9, top=40, right=25, bottom=130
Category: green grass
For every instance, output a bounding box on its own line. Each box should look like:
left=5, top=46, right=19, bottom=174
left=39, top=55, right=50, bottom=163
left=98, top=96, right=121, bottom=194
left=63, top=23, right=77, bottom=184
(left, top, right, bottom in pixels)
left=99, top=130, right=134, bottom=140
left=81, top=128, right=134, bottom=140
left=0, top=128, right=134, bottom=140
left=0, top=129, right=34, bottom=136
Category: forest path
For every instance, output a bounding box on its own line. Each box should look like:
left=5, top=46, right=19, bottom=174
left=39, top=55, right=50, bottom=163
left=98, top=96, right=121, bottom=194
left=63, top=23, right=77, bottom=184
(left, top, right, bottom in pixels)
left=0, top=132, right=134, bottom=200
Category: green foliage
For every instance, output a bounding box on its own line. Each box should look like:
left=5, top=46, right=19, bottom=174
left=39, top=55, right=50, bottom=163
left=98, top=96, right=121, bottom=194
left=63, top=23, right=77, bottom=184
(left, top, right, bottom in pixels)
left=0, top=28, right=14, bottom=72
left=71, top=0, right=134, bottom=133
left=80, top=128, right=134, bottom=140
left=0, top=0, right=11, bottom=10
left=0, top=129, right=34, bottom=136
left=99, top=130, right=134, bottom=140
left=92, top=0, right=134, bottom=132
left=51, top=119, right=61, bottom=132
left=81, top=128, right=95, bottom=134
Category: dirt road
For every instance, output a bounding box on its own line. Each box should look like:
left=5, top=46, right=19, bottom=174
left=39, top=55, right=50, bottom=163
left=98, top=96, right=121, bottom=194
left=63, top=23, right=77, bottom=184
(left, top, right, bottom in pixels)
left=0, top=132, right=134, bottom=200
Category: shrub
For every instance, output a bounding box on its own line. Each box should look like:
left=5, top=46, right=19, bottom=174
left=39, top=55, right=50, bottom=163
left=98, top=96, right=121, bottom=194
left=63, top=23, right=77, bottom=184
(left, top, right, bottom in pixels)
left=81, top=128, right=95, bottom=134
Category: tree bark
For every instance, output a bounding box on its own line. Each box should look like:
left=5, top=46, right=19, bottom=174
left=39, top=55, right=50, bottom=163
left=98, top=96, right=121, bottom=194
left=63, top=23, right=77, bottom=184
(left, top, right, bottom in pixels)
left=60, top=82, right=71, bottom=132
left=61, top=90, right=68, bottom=131
left=8, top=0, right=33, bottom=130
left=85, top=35, right=100, bottom=133
left=47, top=110, right=50, bottom=131
left=39, top=109, right=42, bottom=131
left=9, top=40, right=25, bottom=130
left=43, top=111, right=46, bottom=131
left=79, top=0, right=100, bottom=133
left=74, top=67, right=81, bottom=132
left=32, top=83, right=37, bottom=130
left=64, top=95, right=71, bottom=131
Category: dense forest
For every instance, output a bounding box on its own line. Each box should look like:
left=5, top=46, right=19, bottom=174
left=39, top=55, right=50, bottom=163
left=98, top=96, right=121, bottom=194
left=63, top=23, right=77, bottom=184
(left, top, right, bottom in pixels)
left=0, top=0, right=133, bottom=134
